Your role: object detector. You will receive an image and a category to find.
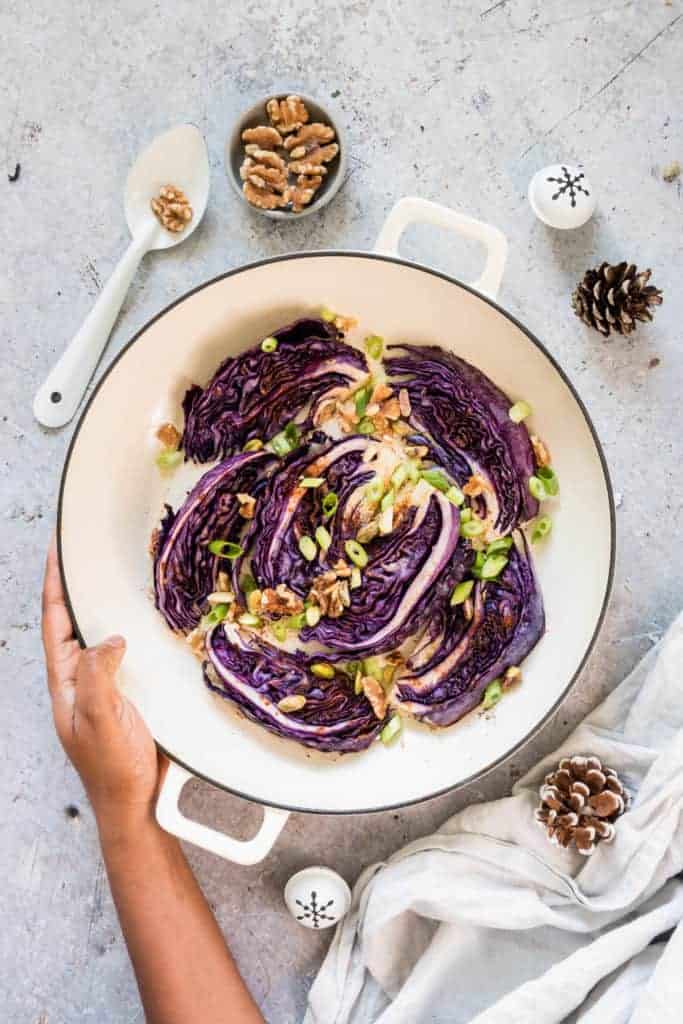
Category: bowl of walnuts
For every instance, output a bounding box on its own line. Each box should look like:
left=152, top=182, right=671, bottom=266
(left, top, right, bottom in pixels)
left=226, top=93, right=346, bottom=219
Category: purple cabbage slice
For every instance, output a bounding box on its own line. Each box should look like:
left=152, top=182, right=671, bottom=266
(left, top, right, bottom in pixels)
left=394, top=532, right=545, bottom=726
left=204, top=623, right=385, bottom=753
left=386, top=344, right=539, bottom=534
left=153, top=450, right=274, bottom=632
left=182, top=317, right=368, bottom=462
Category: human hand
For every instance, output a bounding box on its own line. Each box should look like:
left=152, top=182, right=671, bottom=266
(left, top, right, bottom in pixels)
left=42, top=536, right=163, bottom=841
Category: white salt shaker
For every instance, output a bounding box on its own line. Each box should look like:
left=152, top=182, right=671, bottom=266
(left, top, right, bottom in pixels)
left=528, top=163, right=596, bottom=229
left=284, top=866, right=352, bottom=930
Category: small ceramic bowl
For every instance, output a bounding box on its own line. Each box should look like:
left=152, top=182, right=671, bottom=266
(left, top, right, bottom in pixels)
left=226, top=92, right=347, bottom=221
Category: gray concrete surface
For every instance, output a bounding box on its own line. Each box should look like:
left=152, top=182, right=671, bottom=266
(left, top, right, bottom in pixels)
left=2, top=1, right=682, bottom=1021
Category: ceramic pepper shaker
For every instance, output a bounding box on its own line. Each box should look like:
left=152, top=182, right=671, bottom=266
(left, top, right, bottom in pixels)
left=528, top=163, right=596, bottom=229
left=284, top=866, right=352, bottom=930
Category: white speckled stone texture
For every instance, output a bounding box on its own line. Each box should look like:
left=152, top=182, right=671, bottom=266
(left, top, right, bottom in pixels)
left=1, top=1, right=682, bottom=1021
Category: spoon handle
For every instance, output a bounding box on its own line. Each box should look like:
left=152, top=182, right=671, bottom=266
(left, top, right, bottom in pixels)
left=33, top=233, right=151, bottom=428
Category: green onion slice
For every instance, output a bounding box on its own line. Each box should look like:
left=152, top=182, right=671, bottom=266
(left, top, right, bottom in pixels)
left=380, top=489, right=395, bottom=512
left=272, top=620, right=288, bottom=643
left=537, top=465, right=559, bottom=496
left=269, top=432, right=294, bottom=457
left=380, top=715, right=402, bottom=745
left=391, top=464, right=408, bottom=489
left=205, top=603, right=229, bottom=625
left=315, top=525, right=332, bottom=551
left=350, top=567, right=362, bottom=589
left=322, top=492, right=339, bottom=518
left=365, top=476, right=384, bottom=504
left=509, top=400, right=532, bottom=424
left=243, top=438, right=264, bottom=452
left=420, top=468, right=450, bottom=493
left=480, top=554, right=508, bottom=580
left=357, top=417, right=375, bottom=435
left=486, top=536, right=514, bottom=556
left=237, top=612, right=261, bottom=628
left=355, top=384, right=372, bottom=418
left=241, top=573, right=258, bottom=595
left=362, top=655, right=384, bottom=679
left=208, top=540, right=243, bottom=559
left=450, top=579, right=474, bottom=605
left=156, top=449, right=183, bottom=470
left=365, top=335, right=384, bottom=359
left=446, top=485, right=464, bottom=506
left=311, top=662, right=335, bottom=679
left=531, top=515, right=553, bottom=543
left=284, top=612, right=306, bottom=631
left=300, top=476, right=325, bottom=488
left=481, top=678, right=503, bottom=710
left=461, top=518, right=485, bottom=538
left=354, top=671, right=364, bottom=695
left=305, top=605, right=321, bottom=627
left=261, top=336, right=278, bottom=353
left=459, top=507, right=472, bottom=524
left=529, top=475, right=548, bottom=501
left=345, top=539, right=368, bottom=567
left=298, top=535, right=317, bottom=562
left=406, top=460, right=420, bottom=483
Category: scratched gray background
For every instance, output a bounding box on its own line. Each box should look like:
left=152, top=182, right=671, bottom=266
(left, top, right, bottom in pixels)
left=1, top=1, right=682, bottom=1021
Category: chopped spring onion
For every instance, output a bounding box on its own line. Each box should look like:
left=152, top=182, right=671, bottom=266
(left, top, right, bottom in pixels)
left=380, top=715, right=402, bottom=745
left=460, top=507, right=472, bottom=524
left=269, top=431, right=294, bottom=457
left=380, top=489, right=395, bottom=512
left=315, top=525, right=332, bottom=551
left=243, top=438, right=264, bottom=452
left=298, top=535, right=317, bottom=562
left=355, top=384, right=372, bottom=418
left=354, top=671, right=364, bottom=695
left=346, top=660, right=361, bottom=678
left=480, top=554, right=508, bottom=580
left=529, top=475, right=548, bottom=501
left=420, top=468, right=450, bottom=493
left=365, top=476, right=384, bottom=503
left=311, top=662, right=335, bottom=679
left=378, top=506, right=394, bottom=535
left=531, top=514, right=553, bottom=543
left=247, top=589, right=262, bottom=614
left=509, top=400, right=532, bottom=424
left=261, top=336, right=278, bottom=353
left=322, top=492, right=339, bottom=518
left=446, top=484, right=465, bottom=506
left=345, top=539, right=368, bottom=567
left=305, top=605, right=321, bottom=627
left=357, top=417, right=375, bottom=435
left=241, top=573, right=258, bottom=595
left=471, top=550, right=486, bottom=578
left=350, top=566, right=362, bottom=589
left=205, top=603, right=229, bottom=625
left=486, top=536, right=514, bottom=556
left=156, top=449, right=183, bottom=470
left=481, top=678, right=503, bottom=710
left=362, top=656, right=384, bottom=679
left=284, top=612, right=306, bottom=632
left=537, top=465, right=560, bottom=496
left=300, top=476, right=325, bottom=488
left=406, top=460, right=420, bottom=483
left=238, top=612, right=261, bottom=628
left=391, top=464, right=408, bottom=489
left=450, top=579, right=475, bottom=605
left=272, top=620, right=288, bottom=643
left=284, top=422, right=301, bottom=445
left=208, top=539, right=243, bottom=559
left=320, top=306, right=336, bottom=322
left=461, top=518, right=486, bottom=538
left=365, top=335, right=384, bottom=359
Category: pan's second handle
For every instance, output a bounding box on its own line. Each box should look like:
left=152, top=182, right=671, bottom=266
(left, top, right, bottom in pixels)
left=156, top=761, right=290, bottom=865
left=374, top=196, right=508, bottom=300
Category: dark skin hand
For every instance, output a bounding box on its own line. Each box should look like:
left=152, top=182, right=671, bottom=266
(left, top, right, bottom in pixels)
left=42, top=538, right=264, bottom=1024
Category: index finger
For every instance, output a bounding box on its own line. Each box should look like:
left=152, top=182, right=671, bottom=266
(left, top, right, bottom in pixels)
left=42, top=534, right=76, bottom=658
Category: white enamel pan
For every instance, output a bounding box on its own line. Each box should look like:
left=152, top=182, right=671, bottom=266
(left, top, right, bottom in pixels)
left=58, top=198, right=615, bottom=864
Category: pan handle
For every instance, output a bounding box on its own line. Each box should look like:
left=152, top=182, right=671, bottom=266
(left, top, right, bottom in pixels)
left=156, top=761, right=290, bottom=865
left=374, top=196, right=508, bottom=300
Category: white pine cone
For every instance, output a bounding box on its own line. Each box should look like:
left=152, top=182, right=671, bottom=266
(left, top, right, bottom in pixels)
left=535, top=754, right=627, bottom=855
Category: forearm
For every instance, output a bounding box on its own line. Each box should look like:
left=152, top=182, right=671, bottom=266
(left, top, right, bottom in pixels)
left=99, top=813, right=264, bottom=1024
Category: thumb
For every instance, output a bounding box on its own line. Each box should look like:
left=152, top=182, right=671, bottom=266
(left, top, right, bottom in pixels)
left=76, top=635, right=127, bottom=717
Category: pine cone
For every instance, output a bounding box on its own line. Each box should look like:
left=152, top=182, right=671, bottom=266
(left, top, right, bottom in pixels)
left=535, top=755, right=627, bottom=856
left=572, top=262, right=663, bottom=338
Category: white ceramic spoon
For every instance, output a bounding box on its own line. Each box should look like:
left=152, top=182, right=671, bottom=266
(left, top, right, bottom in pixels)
left=33, top=124, right=210, bottom=428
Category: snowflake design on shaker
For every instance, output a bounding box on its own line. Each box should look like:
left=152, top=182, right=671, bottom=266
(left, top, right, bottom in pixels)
left=296, top=890, right=335, bottom=928
left=546, top=166, right=590, bottom=208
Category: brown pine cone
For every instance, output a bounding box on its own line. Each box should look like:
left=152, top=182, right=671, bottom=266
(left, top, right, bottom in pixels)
left=535, top=755, right=628, bottom=856
left=572, top=262, right=663, bottom=338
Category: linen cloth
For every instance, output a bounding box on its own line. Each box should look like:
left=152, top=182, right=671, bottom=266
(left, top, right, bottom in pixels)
left=305, top=612, right=683, bottom=1023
